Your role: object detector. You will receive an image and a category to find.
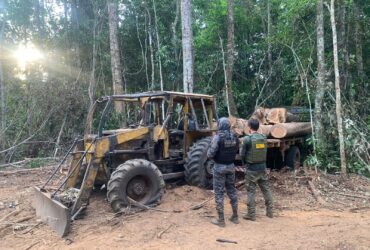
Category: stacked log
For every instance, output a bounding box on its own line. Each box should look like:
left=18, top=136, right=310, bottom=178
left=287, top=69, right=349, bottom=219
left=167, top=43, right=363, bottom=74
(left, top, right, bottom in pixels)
left=270, top=122, right=312, bottom=139
left=227, top=107, right=312, bottom=139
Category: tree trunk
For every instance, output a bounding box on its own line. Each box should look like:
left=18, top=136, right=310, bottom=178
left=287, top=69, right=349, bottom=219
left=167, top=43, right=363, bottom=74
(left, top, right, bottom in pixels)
left=338, top=0, right=347, bottom=89
left=353, top=1, right=364, bottom=81
left=34, top=0, right=45, bottom=42
left=314, top=0, right=326, bottom=149
left=329, top=0, right=347, bottom=176
left=145, top=2, right=155, bottom=90
left=224, top=0, right=238, bottom=117
left=172, top=0, right=180, bottom=90
left=153, top=0, right=163, bottom=92
left=181, top=0, right=194, bottom=93
left=152, top=0, right=165, bottom=119
left=71, top=0, right=81, bottom=68
left=108, top=1, right=124, bottom=112
left=172, top=0, right=180, bottom=64
left=0, top=19, right=5, bottom=153
left=267, top=0, right=272, bottom=83
left=88, top=11, right=97, bottom=110
left=270, top=122, right=312, bottom=139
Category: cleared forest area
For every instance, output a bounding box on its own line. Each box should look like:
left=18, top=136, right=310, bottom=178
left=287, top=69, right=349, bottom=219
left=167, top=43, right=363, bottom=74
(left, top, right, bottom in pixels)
left=1, top=164, right=369, bottom=249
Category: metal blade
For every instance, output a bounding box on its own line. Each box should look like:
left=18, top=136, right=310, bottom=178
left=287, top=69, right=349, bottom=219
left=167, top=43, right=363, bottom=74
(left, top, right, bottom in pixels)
left=33, top=187, right=71, bottom=237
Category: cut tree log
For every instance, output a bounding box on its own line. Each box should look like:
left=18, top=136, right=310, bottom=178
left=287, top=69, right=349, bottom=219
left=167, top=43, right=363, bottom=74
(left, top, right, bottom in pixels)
left=258, top=125, right=273, bottom=137
left=271, top=122, right=312, bottom=139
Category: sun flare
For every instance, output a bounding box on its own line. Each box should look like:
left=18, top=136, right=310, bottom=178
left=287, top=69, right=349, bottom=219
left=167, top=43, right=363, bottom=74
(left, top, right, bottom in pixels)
left=15, top=44, right=43, bottom=69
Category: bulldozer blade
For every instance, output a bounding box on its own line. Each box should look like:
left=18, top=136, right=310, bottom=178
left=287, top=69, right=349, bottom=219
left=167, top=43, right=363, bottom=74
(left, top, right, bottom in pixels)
left=33, top=187, right=71, bottom=237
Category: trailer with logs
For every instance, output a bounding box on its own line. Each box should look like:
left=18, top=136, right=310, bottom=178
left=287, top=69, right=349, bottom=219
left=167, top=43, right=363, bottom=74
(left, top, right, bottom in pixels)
left=229, top=107, right=312, bottom=170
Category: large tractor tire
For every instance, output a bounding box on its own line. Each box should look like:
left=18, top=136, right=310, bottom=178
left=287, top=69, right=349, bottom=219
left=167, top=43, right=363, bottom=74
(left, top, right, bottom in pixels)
left=285, top=146, right=301, bottom=169
left=107, top=159, right=165, bottom=213
left=184, top=137, right=213, bottom=189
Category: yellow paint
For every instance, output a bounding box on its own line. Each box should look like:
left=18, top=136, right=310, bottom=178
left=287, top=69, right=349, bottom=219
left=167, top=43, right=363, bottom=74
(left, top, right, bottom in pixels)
left=256, top=143, right=266, bottom=149
left=153, top=125, right=169, bottom=158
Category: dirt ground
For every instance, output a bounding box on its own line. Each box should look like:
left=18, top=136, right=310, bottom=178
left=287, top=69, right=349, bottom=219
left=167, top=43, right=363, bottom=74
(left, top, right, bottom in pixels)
left=1, top=165, right=370, bottom=250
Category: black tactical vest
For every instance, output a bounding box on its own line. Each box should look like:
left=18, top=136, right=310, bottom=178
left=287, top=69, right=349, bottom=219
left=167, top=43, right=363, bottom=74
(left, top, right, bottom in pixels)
left=245, top=133, right=267, bottom=164
left=214, top=133, right=238, bottom=164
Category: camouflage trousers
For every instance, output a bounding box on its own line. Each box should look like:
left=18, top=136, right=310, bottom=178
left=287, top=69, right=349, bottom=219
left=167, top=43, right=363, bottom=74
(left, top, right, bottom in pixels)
left=213, top=163, right=238, bottom=215
left=245, top=170, right=273, bottom=218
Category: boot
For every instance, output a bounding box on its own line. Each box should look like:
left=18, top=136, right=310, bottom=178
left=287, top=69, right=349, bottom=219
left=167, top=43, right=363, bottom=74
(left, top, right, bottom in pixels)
left=211, top=211, right=225, bottom=227
left=243, top=214, right=256, bottom=221
left=266, top=209, right=273, bottom=218
left=229, top=207, right=239, bottom=224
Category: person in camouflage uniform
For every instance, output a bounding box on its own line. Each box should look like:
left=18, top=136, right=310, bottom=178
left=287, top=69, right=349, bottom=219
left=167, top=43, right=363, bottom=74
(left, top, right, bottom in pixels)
left=240, top=118, right=273, bottom=221
left=207, top=117, right=239, bottom=227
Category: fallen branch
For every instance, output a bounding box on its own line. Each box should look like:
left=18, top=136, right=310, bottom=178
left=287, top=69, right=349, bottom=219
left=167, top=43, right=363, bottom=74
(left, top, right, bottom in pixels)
left=0, top=160, right=27, bottom=168
left=25, top=241, right=40, bottom=250
left=307, top=181, right=326, bottom=205
left=157, top=224, right=173, bottom=239
left=335, top=192, right=370, bottom=200
left=127, top=197, right=170, bottom=213
left=21, top=221, right=42, bottom=234
left=216, top=238, right=238, bottom=244
left=0, top=167, right=53, bottom=177
left=190, top=197, right=213, bottom=210
left=0, top=209, right=21, bottom=222
left=349, top=206, right=370, bottom=213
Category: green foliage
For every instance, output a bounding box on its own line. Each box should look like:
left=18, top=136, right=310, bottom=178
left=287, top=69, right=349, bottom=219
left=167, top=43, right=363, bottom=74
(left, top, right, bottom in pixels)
left=0, top=0, right=369, bottom=176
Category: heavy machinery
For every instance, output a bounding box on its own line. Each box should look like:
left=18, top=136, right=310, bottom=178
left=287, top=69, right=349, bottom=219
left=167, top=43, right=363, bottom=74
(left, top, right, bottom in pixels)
left=34, top=91, right=308, bottom=237
left=34, top=91, right=218, bottom=237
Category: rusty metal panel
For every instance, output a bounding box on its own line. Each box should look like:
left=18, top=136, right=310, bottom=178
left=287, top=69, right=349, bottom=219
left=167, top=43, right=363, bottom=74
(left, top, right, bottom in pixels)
left=33, top=187, right=71, bottom=237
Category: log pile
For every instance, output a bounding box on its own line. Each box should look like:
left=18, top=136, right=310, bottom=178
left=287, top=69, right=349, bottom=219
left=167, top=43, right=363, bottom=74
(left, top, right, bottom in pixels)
left=229, top=107, right=312, bottom=139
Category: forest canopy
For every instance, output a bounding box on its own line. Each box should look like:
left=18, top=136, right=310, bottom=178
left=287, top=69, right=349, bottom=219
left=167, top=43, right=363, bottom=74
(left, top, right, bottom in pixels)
left=0, top=0, right=369, bottom=175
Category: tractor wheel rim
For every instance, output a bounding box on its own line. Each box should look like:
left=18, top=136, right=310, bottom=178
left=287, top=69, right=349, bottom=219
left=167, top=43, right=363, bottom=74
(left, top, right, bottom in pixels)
left=127, top=176, right=149, bottom=201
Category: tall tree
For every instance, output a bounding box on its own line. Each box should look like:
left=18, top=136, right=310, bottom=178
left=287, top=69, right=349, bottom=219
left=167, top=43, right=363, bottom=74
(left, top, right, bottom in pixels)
left=0, top=17, right=5, bottom=152
left=225, top=0, right=238, bottom=116
left=353, top=1, right=364, bottom=81
left=314, top=0, right=326, bottom=149
left=337, top=0, right=348, bottom=89
left=329, top=0, right=347, bottom=176
left=267, top=0, right=272, bottom=84
left=108, top=1, right=124, bottom=112
left=181, top=0, right=194, bottom=93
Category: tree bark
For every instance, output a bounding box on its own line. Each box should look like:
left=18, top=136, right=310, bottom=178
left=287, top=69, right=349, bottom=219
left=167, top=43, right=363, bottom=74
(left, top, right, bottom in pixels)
left=270, top=122, right=312, bottom=139
left=153, top=0, right=163, bottom=93
left=145, top=2, right=155, bottom=90
left=329, top=0, right=347, bottom=176
left=267, top=0, right=272, bottom=84
left=225, top=0, right=238, bottom=117
left=152, top=0, right=165, bottom=119
left=71, top=0, right=81, bottom=68
left=181, top=0, right=194, bottom=93
left=338, top=0, right=347, bottom=89
left=172, top=0, right=180, bottom=64
left=88, top=9, right=97, bottom=110
left=108, top=1, right=124, bottom=112
left=0, top=19, right=5, bottom=153
left=314, top=0, right=326, bottom=149
left=353, top=1, right=364, bottom=81
left=34, top=0, right=45, bottom=42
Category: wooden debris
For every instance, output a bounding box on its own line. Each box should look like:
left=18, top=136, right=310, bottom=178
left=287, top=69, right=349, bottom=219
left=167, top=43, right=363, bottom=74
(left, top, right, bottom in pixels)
left=335, top=193, right=370, bottom=200
left=0, top=209, right=21, bottom=222
left=216, top=238, right=238, bottom=244
left=189, top=197, right=213, bottom=210
left=127, top=197, right=170, bottom=213
left=308, top=181, right=326, bottom=205
left=270, top=122, right=312, bottom=139
left=157, top=224, right=173, bottom=239
left=349, top=206, right=370, bottom=213
left=24, top=241, right=40, bottom=250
